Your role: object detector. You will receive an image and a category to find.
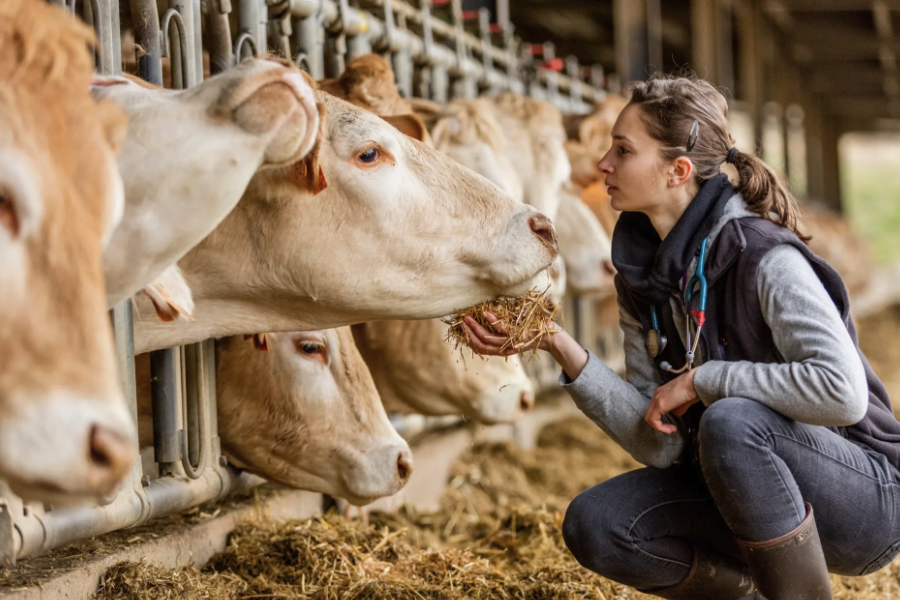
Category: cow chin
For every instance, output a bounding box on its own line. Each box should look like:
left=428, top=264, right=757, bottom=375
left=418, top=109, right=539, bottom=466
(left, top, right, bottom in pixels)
left=0, top=392, right=136, bottom=504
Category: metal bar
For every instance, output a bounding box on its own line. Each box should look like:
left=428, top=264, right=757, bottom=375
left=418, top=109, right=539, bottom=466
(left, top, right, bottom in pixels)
left=161, top=7, right=191, bottom=89
left=130, top=0, right=163, bottom=85
left=150, top=349, right=181, bottom=467
left=293, top=9, right=325, bottom=78
left=206, top=5, right=234, bottom=75
left=167, top=0, right=197, bottom=85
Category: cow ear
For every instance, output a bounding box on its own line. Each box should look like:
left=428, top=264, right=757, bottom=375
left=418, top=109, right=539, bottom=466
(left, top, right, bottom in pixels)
left=288, top=101, right=328, bottom=194
left=243, top=333, right=269, bottom=351
left=383, top=113, right=428, bottom=142
left=141, top=266, right=195, bottom=323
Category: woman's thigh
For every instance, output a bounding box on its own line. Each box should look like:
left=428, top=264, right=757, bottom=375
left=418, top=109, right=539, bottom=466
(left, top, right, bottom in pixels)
left=699, top=397, right=900, bottom=575
left=563, top=465, right=740, bottom=590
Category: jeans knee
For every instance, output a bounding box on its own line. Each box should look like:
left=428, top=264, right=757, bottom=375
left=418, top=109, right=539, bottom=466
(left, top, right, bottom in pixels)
left=563, top=486, right=633, bottom=579
left=699, top=397, right=772, bottom=449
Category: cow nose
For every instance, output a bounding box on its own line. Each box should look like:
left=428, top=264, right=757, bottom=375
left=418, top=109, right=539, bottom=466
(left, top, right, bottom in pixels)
left=519, top=390, right=535, bottom=412
left=396, top=449, right=414, bottom=486
left=528, top=214, right=558, bottom=252
left=87, top=424, right=133, bottom=490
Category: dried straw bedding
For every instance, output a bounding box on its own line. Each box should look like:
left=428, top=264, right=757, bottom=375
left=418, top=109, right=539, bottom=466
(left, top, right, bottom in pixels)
left=94, top=407, right=900, bottom=599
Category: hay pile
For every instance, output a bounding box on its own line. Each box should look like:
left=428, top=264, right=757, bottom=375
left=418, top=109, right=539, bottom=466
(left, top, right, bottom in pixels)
left=94, top=416, right=900, bottom=600
left=443, top=289, right=560, bottom=357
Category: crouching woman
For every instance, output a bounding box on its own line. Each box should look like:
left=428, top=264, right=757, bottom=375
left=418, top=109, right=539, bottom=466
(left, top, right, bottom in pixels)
left=463, top=75, right=900, bottom=600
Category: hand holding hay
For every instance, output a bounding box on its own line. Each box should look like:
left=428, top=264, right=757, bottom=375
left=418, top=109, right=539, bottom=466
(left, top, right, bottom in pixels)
left=443, top=289, right=561, bottom=357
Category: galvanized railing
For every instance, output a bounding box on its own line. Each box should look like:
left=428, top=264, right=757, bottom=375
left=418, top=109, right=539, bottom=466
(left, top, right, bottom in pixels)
left=0, top=0, right=609, bottom=565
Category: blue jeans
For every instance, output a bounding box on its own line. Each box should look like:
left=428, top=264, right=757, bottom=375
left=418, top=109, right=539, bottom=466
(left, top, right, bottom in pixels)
left=562, top=398, right=900, bottom=591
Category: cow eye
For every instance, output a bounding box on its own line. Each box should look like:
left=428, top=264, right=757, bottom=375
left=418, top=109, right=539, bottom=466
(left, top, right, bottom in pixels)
left=294, top=340, right=325, bottom=356
left=358, top=148, right=379, bottom=163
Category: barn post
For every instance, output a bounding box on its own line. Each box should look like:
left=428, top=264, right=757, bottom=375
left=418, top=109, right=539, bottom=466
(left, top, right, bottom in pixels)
left=735, top=0, right=765, bottom=156
left=613, top=0, right=650, bottom=83
left=820, top=118, right=844, bottom=212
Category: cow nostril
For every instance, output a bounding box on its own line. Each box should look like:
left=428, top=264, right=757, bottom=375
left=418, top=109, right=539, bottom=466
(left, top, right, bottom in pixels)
left=89, top=425, right=132, bottom=475
left=519, top=390, right=535, bottom=412
left=396, top=452, right=413, bottom=483
left=601, top=259, right=617, bottom=277
left=528, top=214, right=558, bottom=250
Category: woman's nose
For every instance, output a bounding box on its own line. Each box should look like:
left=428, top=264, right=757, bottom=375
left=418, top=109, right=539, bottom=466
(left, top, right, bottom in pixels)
left=597, top=150, right=614, bottom=174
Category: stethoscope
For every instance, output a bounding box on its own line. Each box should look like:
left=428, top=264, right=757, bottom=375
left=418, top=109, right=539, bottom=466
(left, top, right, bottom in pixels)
left=646, top=237, right=709, bottom=374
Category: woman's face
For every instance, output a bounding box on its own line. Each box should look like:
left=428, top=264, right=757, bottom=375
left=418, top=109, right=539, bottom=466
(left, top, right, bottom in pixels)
left=598, top=104, right=675, bottom=214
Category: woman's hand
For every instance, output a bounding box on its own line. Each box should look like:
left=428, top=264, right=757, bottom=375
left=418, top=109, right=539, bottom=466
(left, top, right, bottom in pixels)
left=462, top=312, right=590, bottom=380
left=461, top=311, right=560, bottom=356
left=644, top=369, right=701, bottom=434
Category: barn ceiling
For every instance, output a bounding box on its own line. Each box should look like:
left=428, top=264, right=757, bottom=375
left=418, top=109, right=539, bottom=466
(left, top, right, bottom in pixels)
left=507, top=0, right=900, bottom=120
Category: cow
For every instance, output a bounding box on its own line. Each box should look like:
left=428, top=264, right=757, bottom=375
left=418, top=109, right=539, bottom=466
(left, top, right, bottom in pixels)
left=0, top=0, right=137, bottom=504
left=132, top=90, right=559, bottom=354
left=313, top=55, right=535, bottom=423
left=352, top=320, right=534, bottom=423
left=136, top=329, right=411, bottom=506
left=93, top=57, right=320, bottom=312
left=555, top=191, right=615, bottom=295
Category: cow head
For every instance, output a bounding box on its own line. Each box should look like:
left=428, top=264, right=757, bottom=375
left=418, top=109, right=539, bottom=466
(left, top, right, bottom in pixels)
left=556, top=191, right=616, bottom=295
left=215, top=328, right=412, bottom=506
left=353, top=320, right=535, bottom=424
left=0, top=0, right=136, bottom=503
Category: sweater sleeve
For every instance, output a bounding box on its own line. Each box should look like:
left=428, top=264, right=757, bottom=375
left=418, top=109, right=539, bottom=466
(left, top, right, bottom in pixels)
left=692, top=244, right=868, bottom=426
left=559, top=300, right=685, bottom=469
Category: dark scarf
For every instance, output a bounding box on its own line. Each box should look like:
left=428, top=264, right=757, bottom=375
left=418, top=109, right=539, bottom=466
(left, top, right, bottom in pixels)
left=611, top=174, right=734, bottom=306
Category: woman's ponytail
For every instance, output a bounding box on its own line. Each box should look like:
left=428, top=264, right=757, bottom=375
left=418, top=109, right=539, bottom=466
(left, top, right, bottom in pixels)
left=732, top=151, right=809, bottom=241
left=629, top=74, right=808, bottom=241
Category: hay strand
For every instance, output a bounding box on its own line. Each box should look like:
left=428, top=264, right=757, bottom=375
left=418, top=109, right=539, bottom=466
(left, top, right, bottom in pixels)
left=442, top=288, right=560, bottom=357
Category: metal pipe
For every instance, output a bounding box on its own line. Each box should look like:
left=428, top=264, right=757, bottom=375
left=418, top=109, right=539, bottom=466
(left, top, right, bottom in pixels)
left=150, top=348, right=181, bottom=468
left=161, top=7, right=191, bottom=88
left=130, top=0, right=163, bottom=85
left=167, top=0, right=198, bottom=85
left=293, top=9, right=324, bottom=78
left=205, top=6, right=234, bottom=75
left=180, top=343, right=208, bottom=479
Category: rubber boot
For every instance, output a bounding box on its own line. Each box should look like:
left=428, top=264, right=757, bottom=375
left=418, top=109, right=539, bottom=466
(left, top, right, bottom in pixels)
left=644, top=546, right=757, bottom=600
left=738, top=503, right=833, bottom=600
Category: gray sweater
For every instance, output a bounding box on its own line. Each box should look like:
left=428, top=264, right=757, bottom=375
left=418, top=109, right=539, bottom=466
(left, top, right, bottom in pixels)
left=560, top=195, right=869, bottom=469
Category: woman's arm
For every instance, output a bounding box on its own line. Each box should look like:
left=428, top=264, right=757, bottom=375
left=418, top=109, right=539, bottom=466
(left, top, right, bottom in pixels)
left=463, top=306, right=686, bottom=469
left=692, top=244, right=869, bottom=426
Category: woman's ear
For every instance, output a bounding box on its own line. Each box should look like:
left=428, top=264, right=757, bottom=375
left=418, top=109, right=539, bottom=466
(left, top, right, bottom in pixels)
left=669, top=156, right=694, bottom=188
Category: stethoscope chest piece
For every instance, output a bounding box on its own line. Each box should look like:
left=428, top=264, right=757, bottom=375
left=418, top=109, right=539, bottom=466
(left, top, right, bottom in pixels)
left=646, top=328, right=667, bottom=358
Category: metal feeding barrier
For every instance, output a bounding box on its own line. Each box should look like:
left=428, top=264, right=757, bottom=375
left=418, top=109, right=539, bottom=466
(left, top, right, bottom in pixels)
left=0, top=0, right=608, bottom=566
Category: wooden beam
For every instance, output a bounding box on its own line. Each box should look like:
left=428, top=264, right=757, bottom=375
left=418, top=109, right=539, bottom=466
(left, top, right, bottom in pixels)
left=781, top=0, right=900, bottom=9
left=613, top=0, right=650, bottom=82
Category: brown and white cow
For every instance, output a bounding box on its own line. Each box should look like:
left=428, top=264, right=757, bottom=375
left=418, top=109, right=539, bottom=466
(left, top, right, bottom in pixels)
left=132, top=90, right=558, bottom=353
left=0, top=0, right=136, bottom=503
left=136, top=329, right=410, bottom=506
left=352, top=320, right=534, bottom=424
left=316, top=56, right=535, bottom=423
left=94, top=57, right=320, bottom=311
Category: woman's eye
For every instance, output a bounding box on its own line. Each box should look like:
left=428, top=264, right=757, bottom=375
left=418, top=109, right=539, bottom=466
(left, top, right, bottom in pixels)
left=618, top=146, right=629, bottom=155
left=358, top=148, right=379, bottom=163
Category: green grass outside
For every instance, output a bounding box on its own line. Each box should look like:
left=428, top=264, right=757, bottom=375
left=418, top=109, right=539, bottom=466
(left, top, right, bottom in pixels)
left=841, top=133, right=900, bottom=265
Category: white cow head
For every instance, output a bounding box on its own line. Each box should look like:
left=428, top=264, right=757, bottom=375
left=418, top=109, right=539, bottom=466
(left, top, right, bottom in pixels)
left=134, top=91, right=558, bottom=353
left=214, top=329, right=412, bottom=506
left=94, top=56, right=320, bottom=309
left=353, top=320, right=535, bottom=424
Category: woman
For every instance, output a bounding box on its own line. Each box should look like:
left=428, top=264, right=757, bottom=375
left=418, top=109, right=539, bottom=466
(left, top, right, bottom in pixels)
left=463, top=75, right=900, bottom=600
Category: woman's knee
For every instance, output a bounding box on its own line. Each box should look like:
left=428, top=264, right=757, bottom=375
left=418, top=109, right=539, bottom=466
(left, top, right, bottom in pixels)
left=698, top=397, right=779, bottom=451
left=563, top=484, right=638, bottom=580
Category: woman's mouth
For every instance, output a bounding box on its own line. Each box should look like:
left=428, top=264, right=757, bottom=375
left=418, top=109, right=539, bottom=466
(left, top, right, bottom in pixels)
left=607, top=185, right=618, bottom=195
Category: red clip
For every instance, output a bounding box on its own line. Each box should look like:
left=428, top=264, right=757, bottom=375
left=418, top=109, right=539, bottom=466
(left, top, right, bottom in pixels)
left=542, top=57, right=564, bottom=72
left=461, top=9, right=479, bottom=20
left=691, top=310, right=706, bottom=327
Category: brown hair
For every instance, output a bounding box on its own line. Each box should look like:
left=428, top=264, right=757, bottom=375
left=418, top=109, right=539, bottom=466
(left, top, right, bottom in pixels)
left=628, top=74, right=807, bottom=240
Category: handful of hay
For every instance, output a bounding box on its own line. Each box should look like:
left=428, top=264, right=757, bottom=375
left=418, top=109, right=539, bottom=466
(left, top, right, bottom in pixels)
left=442, top=288, right=560, bottom=357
